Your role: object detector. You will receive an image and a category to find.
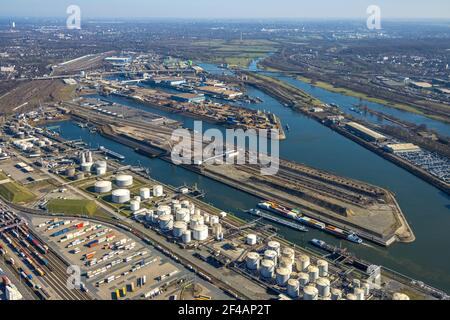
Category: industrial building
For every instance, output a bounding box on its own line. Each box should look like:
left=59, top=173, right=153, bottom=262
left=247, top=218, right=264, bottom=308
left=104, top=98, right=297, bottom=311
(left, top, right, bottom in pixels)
left=170, top=93, right=205, bottom=104
left=345, top=122, right=387, bottom=142
left=384, top=143, right=421, bottom=154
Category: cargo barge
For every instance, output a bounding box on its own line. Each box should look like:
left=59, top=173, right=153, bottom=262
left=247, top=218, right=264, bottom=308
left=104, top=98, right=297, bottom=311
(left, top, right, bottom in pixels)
left=99, top=146, right=125, bottom=161
left=258, top=201, right=363, bottom=244
left=246, top=208, right=308, bottom=232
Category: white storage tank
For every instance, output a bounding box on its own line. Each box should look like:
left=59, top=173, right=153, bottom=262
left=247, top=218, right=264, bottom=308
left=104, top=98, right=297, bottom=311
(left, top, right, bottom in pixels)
left=140, top=188, right=151, bottom=199
left=81, top=162, right=93, bottom=172
left=112, top=189, right=130, bottom=204
left=190, top=215, right=204, bottom=228
left=175, top=208, right=191, bottom=222
left=260, top=259, right=275, bottom=279
left=181, top=200, right=190, bottom=208
left=331, top=288, right=342, bottom=300
left=296, top=254, right=310, bottom=272
left=392, top=292, right=410, bottom=301
left=246, top=234, right=257, bottom=246
left=116, top=175, right=133, bottom=187
left=130, top=200, right=140, bottom=212
left=264, top=250, right=278, bottom=264
left=287, top=279, right=300, bottom=298
left=275, top=267, right=290, bottom=287
left=96, top=166, right=107, bottom=176
left=316, top=277, right=331, bottom=298
left=203, top=213, right=211, bottom=225
left=267, top=241, right=281, bottom=255
left=298, top=272, right=309, bottom=287
left=209, top=215, right=219, bottom=225
left=245, top=252, right=260, bottom=270
left=303, top=285, right=318, bottom=300
left=95, top=160, right=107, bottom=169
left=279, top=257, right=293, bottom=273
left=362, top=283, right=371, bottom=296
left=308, top=265, right=319, bottom=282
left=156, top=205, right=171, bottom=216
left=153, top=185, right=164, bottom=197
left=346, top=293, right=357, bottom=301
left=159, top=215, right=174, bottom=231
left=281, top=247, right=295, bottom=264
left=354, top=288, right=365, bottom=300
left=173, top=221, right=187, bottom=238
left=352, top=279, right=361, bottom=289
left=317, top=260, right=329, bottom=277
left=95, top=181, right=112, bottom=193
left=181, top=230, right=192, bottom=244
left=212, top=223, right=223, bottom=240
left=192, top=225, right=208, bottom=241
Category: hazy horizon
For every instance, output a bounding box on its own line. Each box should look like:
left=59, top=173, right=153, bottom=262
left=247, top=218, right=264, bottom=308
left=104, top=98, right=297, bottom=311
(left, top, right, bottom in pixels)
left=1, top=0, right=449, bottom=19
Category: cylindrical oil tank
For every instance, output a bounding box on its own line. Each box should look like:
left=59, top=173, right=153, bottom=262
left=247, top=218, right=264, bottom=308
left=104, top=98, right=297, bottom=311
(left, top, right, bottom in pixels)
left=130, top=200, right=140, bottom=212
left=203, top=213, right=211, bottom=225
left=140, top=188, right=150, bottom=199
left=65, top=167, right=76, bottom=177
left=209, top=215, right=219, bottom=225
left=153, top=185, right=163, bottom=197
left=156, top=205, right=171, bottom=216
left=95, top=181, right=112, bottom=193
left=392, top=292, right=410, bottom=300
left=192, top=225, right=208, bottom=241
left=81, top=162, right=93, bottom=172
left=279, top=257, right=293, bottom=273
left=281, top=247, right=295, bottom=264
left=96, top=166, right=107, bottom=176
left=308, top=265, right=319, bottom=282
left=74, top=172, right=85, bottom=181
left=296, top=254, right=310, bottom=272
left=316, top=277, right=331, bottom=298
left=354, top=288, right=365, bottom=300
left=287, top=279, right=300, bottom=298
left=362, top=283, right=371, bottom=296
left=303, top=285, right=318, bottom=300
left=298, top=272, right=309, bottom=286
left=189, top=215, right=204, bottom=228
left=331, top=288, right=342, bottom=300
left=95, top=160, right=107, bottom=168
left=181, top=230, right=192, bottom=244
left=267, top=241, right=281, bottom=255
left=181, top=200, right=190, bottom=208
left=245, top=252, right=260, bottom=270
left=264, top=250, right=278, bottom=264
left=158, top=215, right=174, bottom=231
left=317, top=260, right=329, bottom=277
left=275, top=267, right=290, bottom=287
left=175, top=208, right=190, bottom=222
left=116, top=175, right=133, bottom=187
left=194, top=208, right=201, bottom=216
left=246, top=234, right=257, bottom=246
left=173, top=221, right=187, bottom=238
left=173, top=203, right=182, bottom=213
left=352, top=279, right=361, bottom=289
left=212, top=223, right=223, bottom=238
left=346, top=293, right=357, bottom=301
left=260, top=259, right=275, bottom=279
left=134, top=196, right=141, bottom=202
left=112, top=189, right=130, bottom=204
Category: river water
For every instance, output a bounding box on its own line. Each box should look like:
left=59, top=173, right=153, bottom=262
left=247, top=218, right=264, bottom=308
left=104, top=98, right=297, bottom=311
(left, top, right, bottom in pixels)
left=55, top=63, right=450, bottom=292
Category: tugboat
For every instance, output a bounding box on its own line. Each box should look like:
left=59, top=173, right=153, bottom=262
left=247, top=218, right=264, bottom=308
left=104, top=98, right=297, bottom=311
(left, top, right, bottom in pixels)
left=285, top=124, right=291, bottom=132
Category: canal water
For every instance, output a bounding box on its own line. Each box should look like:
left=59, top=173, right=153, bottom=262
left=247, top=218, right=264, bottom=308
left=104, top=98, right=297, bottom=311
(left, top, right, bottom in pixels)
left=57, top=65, right=450, bottom=292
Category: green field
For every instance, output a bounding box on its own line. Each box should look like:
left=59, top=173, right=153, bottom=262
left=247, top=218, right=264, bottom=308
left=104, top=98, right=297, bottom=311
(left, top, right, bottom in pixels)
left=47, top=199, right=98, bottom=216
left=0, top=172, right=35, bottom=203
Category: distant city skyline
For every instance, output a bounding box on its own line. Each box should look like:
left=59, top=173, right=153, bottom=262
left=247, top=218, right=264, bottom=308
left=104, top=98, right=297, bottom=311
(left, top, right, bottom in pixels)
left=1, top=0, right=449, bottom=19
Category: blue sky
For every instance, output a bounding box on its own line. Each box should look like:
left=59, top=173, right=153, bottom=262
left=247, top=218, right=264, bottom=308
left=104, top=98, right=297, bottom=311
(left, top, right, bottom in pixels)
left=1, top=0, right=449, bottom=19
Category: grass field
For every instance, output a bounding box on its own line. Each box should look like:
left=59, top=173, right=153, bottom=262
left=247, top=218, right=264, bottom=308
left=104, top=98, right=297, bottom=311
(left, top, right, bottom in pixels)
left=0, top=171, right=36, bottom=203
left=47, top=199, right=98, bottom=216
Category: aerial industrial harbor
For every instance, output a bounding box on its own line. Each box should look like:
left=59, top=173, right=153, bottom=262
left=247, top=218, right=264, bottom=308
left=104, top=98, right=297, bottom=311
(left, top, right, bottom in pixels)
left=0, top=0, right=449, bottom=306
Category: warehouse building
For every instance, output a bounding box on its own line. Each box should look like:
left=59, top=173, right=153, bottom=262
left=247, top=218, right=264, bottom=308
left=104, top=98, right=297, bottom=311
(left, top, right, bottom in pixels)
left=170, top=93, right=205, bottom=103
left=345, top=122, right=387, bottom=142
left=384, top=143, right=421, bottom=154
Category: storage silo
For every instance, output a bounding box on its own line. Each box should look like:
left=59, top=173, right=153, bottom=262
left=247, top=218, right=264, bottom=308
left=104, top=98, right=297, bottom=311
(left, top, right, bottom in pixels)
left=331, top=288, right=342, bottom=300
left=260, top=259, right=275, bottom=279
left=159, top=215, right=174, bottom=231
left=181, top=230, right=192, bottom=244
left=296, top=254, right=310, bottom=272
left=298, top=272, right=309, bottom=287
left=354, top=288, right=365, bottom=300
left=173, top=221, right=187, bottom=238
left=362, top=283, right=371, bottom=296
left=189, top=215, right=204, bottom=228
left=392, top=292, right=410, bottom=300
left=317, top=260, right=329, bottom=277
left=81, top=162, right=93, bottom=172
left=246, top=234, right=257, bottom=246
left=203, top=213, right=211, bottom=225
left=316, top=278, right=331, bottom=298
left=275, top=267, right=290, bottom=286
left=153, top=185, right=164, bottom=197
left=112, top=189, right=131, bottom=204
left=209, top=215, right=219, bottom=225
left=245, top=252, right=260, bottom=270
left=175, top=208, right=190, bottom=222
left=212, top=223, right=223, bottom=240
left=346, top=293, right=357, bottom=300
left=192, top=225, right=208, bottom=241
left=156, top=205, right=171, bottom=216
left=74, top=172, right=85, bottom=181
left=279, top=257, right=293, bottom=273
left=116, top=175, right=133, bottom=187
left=281, top=247, right=295, bottom=264
left=303, top=285, right=318, bottom=300
left=287, top=279, right=300, bottom=298
left=96, top=166, right=107, bottom=176
left=130, top=200, right=140, bottom=212
left=65, top=167, right=76, bottom=177
left=95, top=181, right=112, bottom=193
left=307, top=265, right=319, bottom=282
left=181, top=200, right=190, bottom=208
left=264, top=250, right=278, bottom=265
left=140, top=188, right=150, bottom=199
left=267, top=241, right=281, bottom=255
